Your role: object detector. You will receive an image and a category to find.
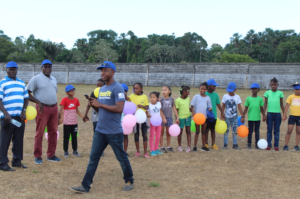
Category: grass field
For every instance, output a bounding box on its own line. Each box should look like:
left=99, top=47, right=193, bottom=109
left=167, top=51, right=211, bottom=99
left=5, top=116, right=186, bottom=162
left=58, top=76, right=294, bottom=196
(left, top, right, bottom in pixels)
left=1, top=84, right=300, bottom=199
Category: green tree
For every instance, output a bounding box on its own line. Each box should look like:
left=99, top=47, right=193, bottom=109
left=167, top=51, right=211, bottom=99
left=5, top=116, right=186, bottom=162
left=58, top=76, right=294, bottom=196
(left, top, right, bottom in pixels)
left=94, top=39, right=118, bottom=63
left=217, top=53, right=257, bottom=63
left=0, top=38, right=15, bottom=62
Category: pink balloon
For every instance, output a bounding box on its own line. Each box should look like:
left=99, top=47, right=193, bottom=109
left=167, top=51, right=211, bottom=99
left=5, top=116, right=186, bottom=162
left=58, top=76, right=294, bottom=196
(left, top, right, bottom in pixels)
left=122, top=123, right=132, bottom=135
left=122, top=114, right=136, bottom=128
left=45, top=131, right=59, bottom=140
left=169, top=124, right=180, bottom=137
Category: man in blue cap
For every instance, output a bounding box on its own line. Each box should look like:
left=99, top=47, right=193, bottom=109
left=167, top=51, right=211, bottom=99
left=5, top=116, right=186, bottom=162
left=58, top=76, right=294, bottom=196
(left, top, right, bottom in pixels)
left=0, top=61, right=29, bottom=171
left=27, top=59, right=60, bottom=164
left=70, top=61, right=134, bottom=193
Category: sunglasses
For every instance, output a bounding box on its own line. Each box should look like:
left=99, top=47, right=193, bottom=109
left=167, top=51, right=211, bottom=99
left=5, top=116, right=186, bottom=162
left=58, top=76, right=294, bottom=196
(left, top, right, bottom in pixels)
left=43, top=65, right=52, bottom=69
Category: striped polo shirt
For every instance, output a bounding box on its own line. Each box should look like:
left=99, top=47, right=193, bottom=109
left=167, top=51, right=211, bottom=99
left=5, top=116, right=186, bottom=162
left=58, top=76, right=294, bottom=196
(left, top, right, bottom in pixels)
left=0, top=76, right=29, bottom=118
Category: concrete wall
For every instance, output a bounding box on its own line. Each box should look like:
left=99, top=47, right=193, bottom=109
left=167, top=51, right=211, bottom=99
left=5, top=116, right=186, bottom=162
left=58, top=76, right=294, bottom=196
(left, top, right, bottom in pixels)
left=0, top=63, right=299, bottom=89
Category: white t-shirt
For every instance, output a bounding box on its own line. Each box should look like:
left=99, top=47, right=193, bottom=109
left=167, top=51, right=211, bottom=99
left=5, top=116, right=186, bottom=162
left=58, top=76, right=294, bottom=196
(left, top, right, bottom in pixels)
left=222, top=94, right=242, bottom=118
left=149, top=102, right=162, bottom=116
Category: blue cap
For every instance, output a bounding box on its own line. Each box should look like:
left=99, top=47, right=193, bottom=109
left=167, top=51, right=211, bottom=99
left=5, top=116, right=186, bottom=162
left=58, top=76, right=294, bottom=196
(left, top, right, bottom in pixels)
left=250, top=83, right=260, bottom=89
left=121, top=83, right=128, bottom=92
left=207, top=79, right=219, bottom=86
left=97, top=61, right=116, bottom=71
left=6, top=61, right=18, bottom=68
left=41, top=59, right=52, bottom=66
left=292, top=82, right=300, bottom=89
left=65, top=85, right=75, bottom=92
left=226, top=82, right=236, bottom=92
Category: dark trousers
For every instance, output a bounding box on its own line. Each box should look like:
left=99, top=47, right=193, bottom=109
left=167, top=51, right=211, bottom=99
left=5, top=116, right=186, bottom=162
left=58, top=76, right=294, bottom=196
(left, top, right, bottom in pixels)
left=0, top=116, right=25, bottom=166
left=63, top=124, right=78, bottom=152
left=247, top=121, right=260, bottom=144
left=266, top=112, right=281, bottom=148
left=82, top=131, right=134, bottom=191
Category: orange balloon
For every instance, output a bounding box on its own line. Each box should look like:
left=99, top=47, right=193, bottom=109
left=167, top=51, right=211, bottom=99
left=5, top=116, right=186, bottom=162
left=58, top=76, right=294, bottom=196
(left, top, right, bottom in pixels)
left=237, top=125, right=249, bottom=137
left=193, top=113, right=206, bottom=125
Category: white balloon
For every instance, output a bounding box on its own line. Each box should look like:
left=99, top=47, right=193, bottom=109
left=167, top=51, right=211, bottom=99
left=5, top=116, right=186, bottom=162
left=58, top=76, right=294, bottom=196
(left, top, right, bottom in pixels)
left=257, top=139, right=268, bottom=149
left=135, top=109, right=147, bottom=124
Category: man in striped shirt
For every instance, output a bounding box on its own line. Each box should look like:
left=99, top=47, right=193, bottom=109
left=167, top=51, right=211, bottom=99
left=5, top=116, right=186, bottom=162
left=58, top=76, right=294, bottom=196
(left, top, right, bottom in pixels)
left=0, top=61, right=29, bottom=171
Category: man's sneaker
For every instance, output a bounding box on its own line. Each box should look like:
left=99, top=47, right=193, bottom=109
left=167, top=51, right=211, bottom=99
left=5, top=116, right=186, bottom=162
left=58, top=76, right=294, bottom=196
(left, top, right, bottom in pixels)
left=167, top=147, right=174, bottom=152
left=283, top=145, right=288, bottom=151
left=69, top=185, right=89, bottom=193
left=160, top=147, right=167, bottom=153
left=222, top=144, right=228, bottom=150
left=201, top=146, right=210, bottom=152
left=294, top=146, right=300, bottom=151
left=211, top=144, right=219, bottom=150
left=205, top=144, right=209, bottom=149
left=192, top=147, right=197, bottom=151
left=47, top=156, right=61, bottom=162
left=185, top=147, right=191, bottom=153
left=0, top=165, right=15, bottom=171
left=247, top=144, right=251, bottom=150
left=178, top=146, right=183, bottom=152
left=150, top=151, right=157, bottom=156
left=275, top=147, right=279, bottom=151
left=122, top=182, right=134, bottom=191
left=266, top=147, right=271, bottom=150
left=155, top=150, right=163, bottom=155
left=255, top=144, right=259, bottom=150
left=35, top=158, right=43, bottom=165
left=233, top=145, right=241, bottom=150
left=73, top=151, right=81, bottom=157
left=64, top=151, right=69, bottom=158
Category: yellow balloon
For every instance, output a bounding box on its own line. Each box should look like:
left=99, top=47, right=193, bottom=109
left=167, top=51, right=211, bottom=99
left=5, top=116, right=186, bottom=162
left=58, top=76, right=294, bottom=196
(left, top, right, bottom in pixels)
left=26, top=106, right=37, bottom=120
left=215, top=120, right=227, bottom=134
left=94, top=87, right=100, bottom=98
left=216, top=118, right=220, bottom=123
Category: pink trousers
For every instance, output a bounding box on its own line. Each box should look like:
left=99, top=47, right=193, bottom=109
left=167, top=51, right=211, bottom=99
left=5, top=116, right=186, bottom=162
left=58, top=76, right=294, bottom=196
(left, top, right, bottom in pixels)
left=149, top=124, right=161, bottom=152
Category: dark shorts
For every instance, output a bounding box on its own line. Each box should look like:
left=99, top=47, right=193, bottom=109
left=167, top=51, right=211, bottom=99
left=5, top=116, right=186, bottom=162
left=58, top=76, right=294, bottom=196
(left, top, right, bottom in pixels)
left=162, top=117, right=173, bottom=127
left=206, top=119, right=217, bottom=130
left=288, top=115, right=300, bottom=126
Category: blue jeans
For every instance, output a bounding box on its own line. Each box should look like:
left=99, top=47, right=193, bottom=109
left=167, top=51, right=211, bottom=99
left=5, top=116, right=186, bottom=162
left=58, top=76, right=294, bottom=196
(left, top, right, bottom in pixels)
left=266, top=112, right=281, bottom=148
left=82, top=131, right=134, bottom=191
left=248, top=121, right=260, bottom=144
left=224, top=116, right=238, bottom=145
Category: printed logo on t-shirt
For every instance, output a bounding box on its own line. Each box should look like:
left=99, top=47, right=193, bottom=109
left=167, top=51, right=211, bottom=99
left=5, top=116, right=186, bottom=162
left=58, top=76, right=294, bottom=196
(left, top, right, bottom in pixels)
left=152, top=107, right=160, bottom=114
left=225, top=99, right=237, bottom=117
left=292, top=98, right=300, bottom=106
left=163, top=101, right=172, bottom=108
left=99, top=91, right=112, bottom=99
left=68, top=104, right=75, bottom=108
left=118, top=93, right=125, bottom=99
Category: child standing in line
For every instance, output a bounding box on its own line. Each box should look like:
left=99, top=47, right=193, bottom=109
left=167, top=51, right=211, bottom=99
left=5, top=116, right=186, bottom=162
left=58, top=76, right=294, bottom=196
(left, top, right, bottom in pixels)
left=222, top=82, right=243, bottom=150
left=282, top=82, right=300, bottom=151
left=205, top=79, right=224, bottom=150
left=147, top=92, right=166, bottom=156
left=263, top=77, right=284, bottom=151
left=59, top=85, right=87, bottom=158
left=129, top=82, right=150, bottom=158
left=121, top=83, right=130, bottom=156
left=176, top=85, right=192, bottom=153
left=191, top=82, right=212, bottom=152
left=241, top=83, right=266, bottom=150
left=160, top=86, right=179, bottom=153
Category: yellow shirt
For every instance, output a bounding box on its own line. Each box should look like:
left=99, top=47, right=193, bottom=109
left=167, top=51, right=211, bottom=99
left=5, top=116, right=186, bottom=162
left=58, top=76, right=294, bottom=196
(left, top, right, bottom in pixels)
left=129, top=94, right=149, bottom=112
left=286, top=94, right=300, bottom=116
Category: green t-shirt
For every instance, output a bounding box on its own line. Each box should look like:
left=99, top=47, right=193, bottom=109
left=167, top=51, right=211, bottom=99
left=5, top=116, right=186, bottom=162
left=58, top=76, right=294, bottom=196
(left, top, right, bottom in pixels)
left=244, top=96, right=264, bottom=121
left=263, top=90, right=284, bottom=113
left=175, top=97, right=191, bottom=119
left=205, top=91, right=220, bottom=119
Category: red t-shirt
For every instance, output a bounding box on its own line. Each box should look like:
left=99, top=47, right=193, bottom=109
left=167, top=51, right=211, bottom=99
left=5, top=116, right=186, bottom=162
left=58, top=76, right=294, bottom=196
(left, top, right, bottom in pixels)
left=60, top=97, right=80, bottom=125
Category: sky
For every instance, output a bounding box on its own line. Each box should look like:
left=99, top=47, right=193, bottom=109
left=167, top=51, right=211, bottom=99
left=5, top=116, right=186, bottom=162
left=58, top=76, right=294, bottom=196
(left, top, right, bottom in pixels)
left=1, top=0, right=299, bottom=49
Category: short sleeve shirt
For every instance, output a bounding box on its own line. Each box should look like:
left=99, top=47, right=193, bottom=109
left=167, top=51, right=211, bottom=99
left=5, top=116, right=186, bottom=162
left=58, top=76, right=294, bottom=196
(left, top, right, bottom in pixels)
left=222, top=94, right=242, bottom=118
left=205, top=91, right=220, bottom=119
left=244, top=96, right=264, bottom=121
left=160, top=97, right=174, bottom=118
left=129, top=94, right=149, bottom=112
left=26, top=73, right=58, bottom=105
left=60, top=97, right=80, bottom=125
left=286, top=94, right=300, bottom=116
left=264, top=90, right=284, bottom=113
left=96, top=81, right=125, bottom=134
left=149, top=102, right=161, bottom=116
left=191, top=94, right=212, bottom=118
left=0, top=76, right=29, bottom=118
left=175, top=97, right=191, bottom=119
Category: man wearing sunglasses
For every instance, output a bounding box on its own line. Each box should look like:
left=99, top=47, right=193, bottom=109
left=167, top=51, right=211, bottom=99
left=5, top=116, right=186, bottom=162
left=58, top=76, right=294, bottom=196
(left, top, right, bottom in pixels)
left=70, top=61, right=134, bottom=193
left=27, top=59, right=60, bottom=165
